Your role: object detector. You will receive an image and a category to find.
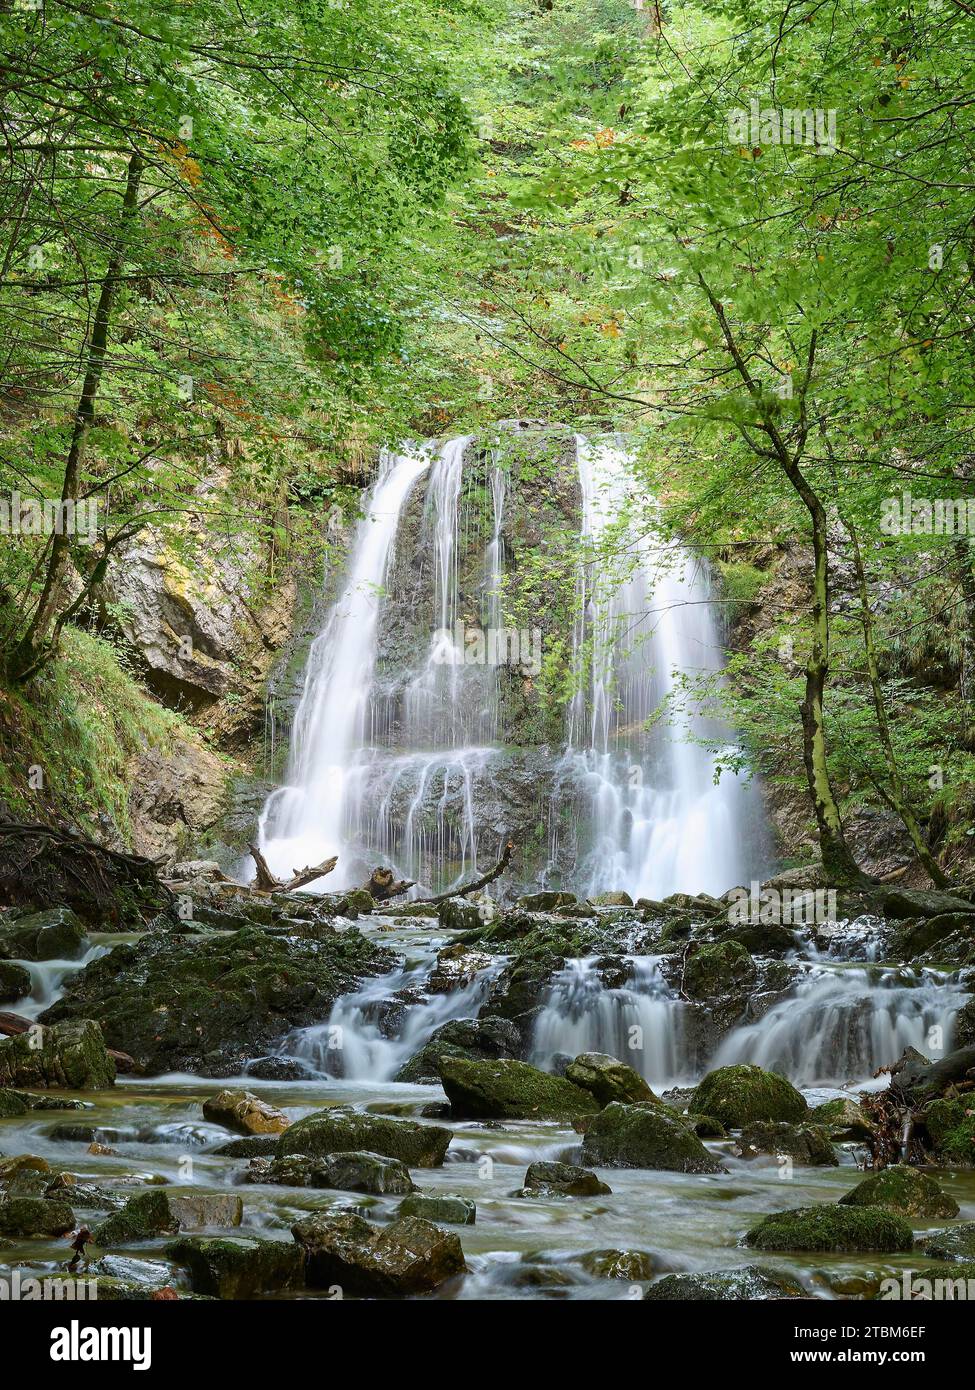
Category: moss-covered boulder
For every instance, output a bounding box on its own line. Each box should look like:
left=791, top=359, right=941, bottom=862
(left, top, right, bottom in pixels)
left=397, top=1193, right=476, bottom=1225
left=745, top=1203, right=913, bottom=1253
left=564, top=1053, right=657, bottom=1107
left=838, top=1165, right=959, bottom=1218
left=917, top=1222, right=975, bottom=1262
left=0, top=908, right=88, bottom=962
left=0, top=962, right=32, bottom=1003
left=95, top=1189, right=243, bottom=1244
left=517, top=892, right=577, bottom=912
left=201, top=1089, right=289, bottom=1136
left=809, top=1097, right=875, bottom=1141
left=263, top=1150, right=416, bottom=1195
left=922, top=1096, right=975, bottom=1164
left=693, top=1064, right=807, bottom=1129
left=579, top=1248, right=654, bottom=1279
left=437, top=898, right=482, bottom=932
left=0, top=1019, right=115, bottom=1089
left=581, top=1102, right=723, bottom=1172
left=515, top=1160, right=612, bottom=1197
left=0, top=1088, right=30, bottom=1118
left=291, top=1211, right=465, bottom=1295
left=277, top=1108, right=450, bottom=1167
left=439, top=1056, right=598, bottom=1121
left=643, top=1266, right=805, bottom=1300
left=40, top=925, right=395, bottom=1075
left=588, top=892, right=633, bottom=907
left=683, top=941, right=756, bottom=999
left=167, top=1235, right=304, bottom=1298
left=738, top=1121, right=838, bottom=1167
left=211, top=1135, right=280, bottom=1159
left=0, top=1196, right=74, bottom=1237
left=394, top=1017, right=520, bottom=1084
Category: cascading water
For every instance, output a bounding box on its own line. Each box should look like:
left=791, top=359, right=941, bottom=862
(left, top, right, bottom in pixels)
left=713, top=962, right=968, bottom=1087
left=556, top=436, right=769, bottom=901
left=531, top=956, right=689, bottom=1088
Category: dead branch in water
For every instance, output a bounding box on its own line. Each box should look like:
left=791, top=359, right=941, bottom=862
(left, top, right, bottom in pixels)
left=248, top=844, right=338, bottom=894
left=417, top=840, right=515, bottom=905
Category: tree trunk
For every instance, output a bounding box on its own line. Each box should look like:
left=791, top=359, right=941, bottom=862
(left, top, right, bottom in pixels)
left=7, top=152, right=144, bottom=683
left=952, top=535, right=975, bottom=750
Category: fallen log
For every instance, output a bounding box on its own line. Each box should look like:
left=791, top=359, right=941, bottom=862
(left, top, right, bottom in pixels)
left=247, top=845, right=338, bottom=893
left=0, top=1012, right=135, bottom=1072
left=363, top=867, right=415, bottom=902
left=891, top=1043, right=975, bottom=1106
left=418, top=840, right=515, bottom=905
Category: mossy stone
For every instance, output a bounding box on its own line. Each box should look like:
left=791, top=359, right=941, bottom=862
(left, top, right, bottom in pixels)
left=693, top=1064, right=807, bottom=1129
left=745, top=1203, right=913, bottom=1253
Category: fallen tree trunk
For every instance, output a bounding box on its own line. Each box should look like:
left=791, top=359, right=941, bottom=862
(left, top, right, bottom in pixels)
left=363, top=867, right=415, bottom=902
left=418, top=840, right=515, bottom=905
left=248, top=844, right=338, bottom=894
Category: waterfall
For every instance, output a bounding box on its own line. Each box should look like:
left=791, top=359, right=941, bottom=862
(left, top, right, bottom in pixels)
left=713, top=964, right=968, bottom=1086
left=556, top=436, right=769, bottom=901
left=257, top=446, right=431, bottom=886
left=531, top=956, right=690, bottom=1089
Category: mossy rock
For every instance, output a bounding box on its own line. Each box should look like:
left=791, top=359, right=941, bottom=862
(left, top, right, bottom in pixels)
left=515, top=1160, right=612, bottom=1197
left=437, top=898, right=482, bottom=931
left=292, top=1211, right=466, bottom=1295
left=0, top=1019, right=115, bottom=1090
left=588, top=892, right=633, bottom=907
left=564, top=1052, right=658, bottom=1107
left=917, top=1221, right=975, bottom=1262
left=809, top=1097, right=875, bottom=1141
left=394, top=1017, right=520, bottom=1084
left=95, top=1189, right=243, bottom=1244
left=211, top=1135, right=280, bottom=1159
left=745, top=1203, right=913, bottom=1253
left=517, top=891, right=578, bottom=912
left=922, top=1096, right=975, bottom=1164
left=0, top=962, right=32, bottom=1003
left=738, top=1121, right=838, bottom=1167
left=643, top=1266, right=806, bottom=1300
left=0, top=1196, right=75, bottom=1237
left=693, top=1064, right=807, bottom=1129
left=581, top=1102, right=723, bottom=1173
left=396, top=1193, right=476, bottom=1225
left=580, top=1248, right=654, bottom=1280
left=438, top=1057, right=599, bottom=1121
left=278, top=1108, right=451, bottom=1167
left=0, top=1088, right=30, bottom=1118
left=683, top=1112, right=727, bottom=1139
left=263, top=1150, right=416, bottom=1196
left=0, top=908, right=88, bottom=962
left=166, top=1235, right=304, bottom=1298
left=838, top=1165, right=959, bottom=1219
left=683, top=941, right=756, bottom=999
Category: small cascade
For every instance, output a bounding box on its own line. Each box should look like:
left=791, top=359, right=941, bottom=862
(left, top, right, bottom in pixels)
left=274, top=951, right=502, bottom=1083
left=15, top=944, right=109, bottom=1021
left=713, top=963, right=968, bottom=1087
left=531, top=956, right=690, bottom=1089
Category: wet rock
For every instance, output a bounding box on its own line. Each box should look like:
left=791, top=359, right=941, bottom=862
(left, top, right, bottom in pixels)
left=292, top=1211, right=466, bottom=1295
left=809, top=1097, right=876, bottom=1141
left=893, top=913, right=975, bottom=960
left=917, top=1222, right=975, bottom=1262
left=253, top=1150, right=416, bottom=1195
left=0, top=1154, right=50, bottom=1180
left=683, top=1112, right=727, bottom=1138
left=0, top=963, right=31, bottom=1003
left=95, top=1188, right=244, bottom=1244
left=0, top=1196, right=74, bottom=1237
left=745, top=1203, right=913, bottom=1253
left=427, top=942, right=493, bottom=993
left=395, top=1017, right=521, bottom=1084
left=954, top=999, right=975, bottom=1048
left=438, top=1057, right=599, bottom=1121
left=588, top=892, right=633, bottom=907
left=515, top=1161, right=611, bottom=1197
left=167, top=1235, right=305, bottom=1298
left=581, top=1102, right=723, bottom=1173
left=838, top=1165, right=959, bottom=1218
left=579, top=1248, right=654, bottom=1279
left=683, top=940, right=756, bottom=999
left=245, top=1056, right=313, bottom=1082
left=517, top=892, right=578, bottom=912
left=212, top=1135, right=281, bottom=1159
left=40, top=925, right=395, bottom=1074
left=278, top=1108, right=451, bottom=1167
left=644, top=1266, right=805, bottom=1300
left=883, top=888, right=975, bottom=920
left=921, top=1096, right=975, bottom=1164
left=0, top=1019, right=115, bottom=1090
left=564, top=1052, right=658, bottom=1107
left=719, top=922, right=799, bottom=955
left=437, top=898, right=483, bottom=932
left=397, top=1193, right=476, bottom=1225
left=0, top=907, right=88, bottom=962
left=693, top=1064, right=808, bottom=1129
left=0, top=1088, right=29, bottom=1118
left=201, top=1089, right=289, bottom=1136
left=737, top=1121, right=838, bottom=1167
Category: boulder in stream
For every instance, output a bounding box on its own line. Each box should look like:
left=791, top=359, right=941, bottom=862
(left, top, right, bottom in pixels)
left=292, top=1211, right=466, bottom=1295
left=0, top=962, right=32, bottom=1003
left=564, top=1052, right=658, bottom=1107
left=921, top=1096, right=975, bottom=1165
left=581, top=1102, right=724, bottom=1173
left=745, top=1203, right=914, bottom=1253
left=737, top=1121, right=838, bottom=1167
left=0, top=1019, right=115, bottom=1090
left=278, top=1108, right=451, bottom=1167
left=0, top=1195, right=75, bottom=1237
left=808, top=1097, right=876, bottom=1141
left=202, top=1088, right=289, bottom=1135
left=95, top=1189, right=244, bottom=1244
left=643, top=1266, right=806, bottom=1300
left=838, top=1164, right=959, bottom=1218
left=917, top=1221, right=975, bottom=1262
left=515, top=1160, right=612, bottom=1197
left=683, top=940, right=756, bottom=998
left=394, top=1016, right=520, bottom=1084
left=250, top=1150, right=416, bottom=1195
left=438, top=1056, right=599, bottom=1120
left=0, top=907, right=88, bottom=962
left=692, top=1064, right=807, bottom=1129
left=167, top=1235, right=305, bottom=1298
left=397, top=1193, right=476, bottom=1224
